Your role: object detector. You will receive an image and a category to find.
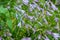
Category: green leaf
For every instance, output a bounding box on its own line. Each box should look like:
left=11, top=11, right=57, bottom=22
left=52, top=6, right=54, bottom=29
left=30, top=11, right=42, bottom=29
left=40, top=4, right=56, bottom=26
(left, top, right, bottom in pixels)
left=29, top=0, right=34, bottom=3
left=51, top=0, right=56, bottom=4
left=0, top=6, right=7, bottom=13
left=7, top=19, right=12, bottom=29
left=22, top=4, right=29, bottom=12
left=39, top=0, right=45, bottom=5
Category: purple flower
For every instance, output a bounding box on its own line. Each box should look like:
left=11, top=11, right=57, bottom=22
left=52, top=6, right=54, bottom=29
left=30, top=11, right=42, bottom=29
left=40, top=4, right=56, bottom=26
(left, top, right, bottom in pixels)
left=0, top=37, right=2, bottom=40
left=15, top=6, right=25, bottom=13
left=46, top=11, right=52, bottom=16
left=46, top=30, right=52, bottom=35
left=21, top=37, right=31, bottom=40
left=52, top=33, right=60, bottom=40
left=34, top=0, right=39, bottom=2
left=51, top=2, right=58, bottom=10
left=38, top=35, right=41, bottom=39
left=54, top=17, right=59, bottom=22
left=23, top=0, right=29, bottom=5
left=28, top=16, right=34, bottom=20
left=29, top=3, right=37, bottom=11
left=15, top=6, right=21, bottom=12
left=18, top=22, right=21, bottom=27
left=44, top=36, right=49, bottom=40
left=37, top=6, right=41, bottom=11
left=6, top=33, right=12, bottom=37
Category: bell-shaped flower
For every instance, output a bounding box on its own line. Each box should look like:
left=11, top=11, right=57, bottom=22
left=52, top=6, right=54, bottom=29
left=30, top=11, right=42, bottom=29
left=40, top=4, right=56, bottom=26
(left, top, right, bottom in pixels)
left=21, top=37, right=31, bottom=40
left=23, top=0, right=29, bottom=5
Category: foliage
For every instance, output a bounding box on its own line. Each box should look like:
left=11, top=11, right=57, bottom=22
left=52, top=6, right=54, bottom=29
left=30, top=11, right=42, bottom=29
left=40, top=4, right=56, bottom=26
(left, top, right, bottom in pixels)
left=0, top=0, right=60, bottom=40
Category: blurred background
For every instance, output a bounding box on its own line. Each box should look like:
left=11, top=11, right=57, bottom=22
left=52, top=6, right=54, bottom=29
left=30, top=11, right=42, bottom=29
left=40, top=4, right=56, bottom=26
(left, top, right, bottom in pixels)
left=0, top=0, right=60, bottom=40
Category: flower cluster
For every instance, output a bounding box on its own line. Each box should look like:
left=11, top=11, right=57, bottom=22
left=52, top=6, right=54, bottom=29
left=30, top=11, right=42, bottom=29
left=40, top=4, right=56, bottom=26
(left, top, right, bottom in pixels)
left=0, top=0, right=60, bottom=40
